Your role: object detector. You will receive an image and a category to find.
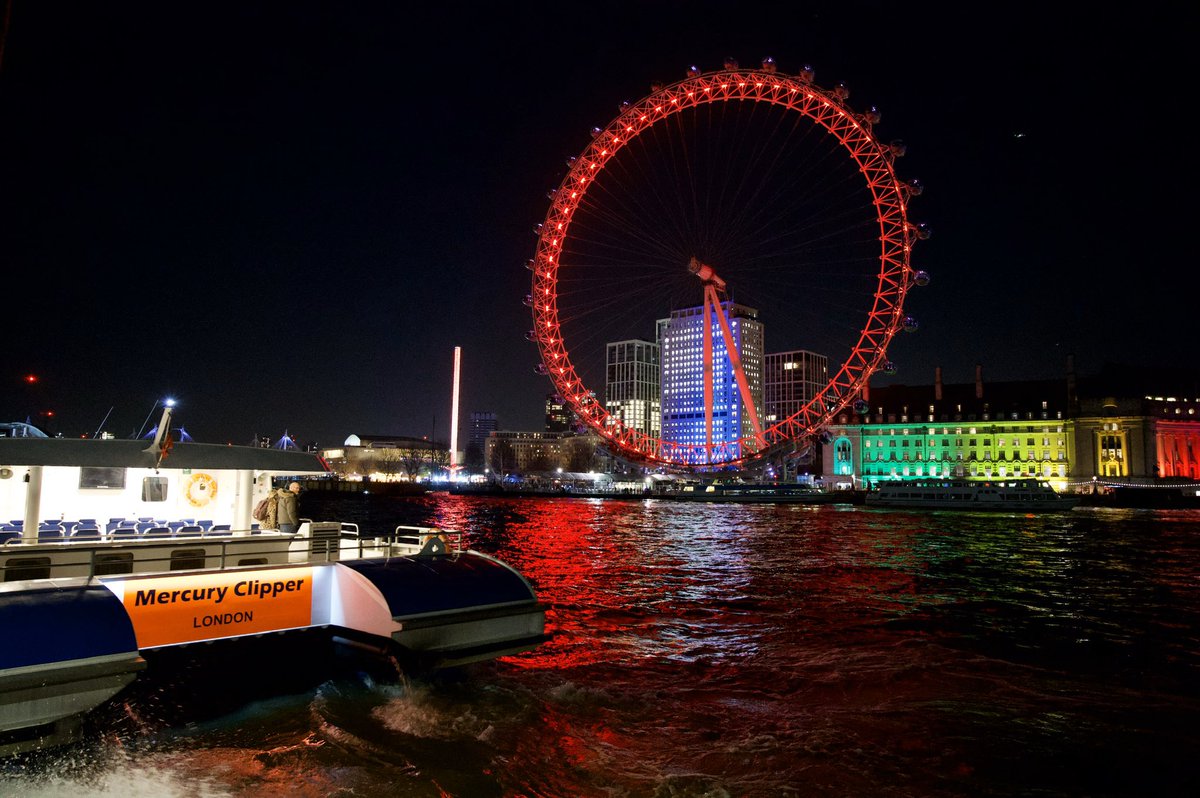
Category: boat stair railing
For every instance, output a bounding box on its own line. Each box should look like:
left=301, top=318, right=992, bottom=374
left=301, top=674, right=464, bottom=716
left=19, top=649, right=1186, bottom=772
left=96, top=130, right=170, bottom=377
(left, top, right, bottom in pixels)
left=388, top=525, right=467, bottom=556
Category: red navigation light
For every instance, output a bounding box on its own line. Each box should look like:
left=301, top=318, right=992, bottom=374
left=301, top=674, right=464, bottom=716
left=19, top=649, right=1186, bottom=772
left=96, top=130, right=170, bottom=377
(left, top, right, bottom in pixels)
left=24, top=374, right=38, bottom=384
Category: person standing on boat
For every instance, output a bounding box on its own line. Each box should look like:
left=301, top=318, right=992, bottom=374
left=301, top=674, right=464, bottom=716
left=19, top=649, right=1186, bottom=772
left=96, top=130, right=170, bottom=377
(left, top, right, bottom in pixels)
left=272, top=481, right=302, bottom=534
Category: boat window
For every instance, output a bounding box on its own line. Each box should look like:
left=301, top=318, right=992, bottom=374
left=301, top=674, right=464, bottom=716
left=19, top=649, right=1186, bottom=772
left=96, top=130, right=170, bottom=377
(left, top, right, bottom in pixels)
left=3, top=556, right=51, bottom=581
left=170, top=549, right=207, bottom=571
left=95, top=552, right=134, bottom=576
left=142, top=476, right=169, bottom=502
left=237, top=557, right=268, bottom=566
left=80, top=466, right=126, bottom=490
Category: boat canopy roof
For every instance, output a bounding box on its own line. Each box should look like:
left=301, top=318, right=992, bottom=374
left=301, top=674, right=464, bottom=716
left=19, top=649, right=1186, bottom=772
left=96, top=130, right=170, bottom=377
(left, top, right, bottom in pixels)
left=0, top=438, right=329, bottom=474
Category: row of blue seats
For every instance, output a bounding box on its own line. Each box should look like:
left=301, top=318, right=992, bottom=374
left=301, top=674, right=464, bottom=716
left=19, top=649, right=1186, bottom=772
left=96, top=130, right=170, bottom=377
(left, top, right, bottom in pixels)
left=6, top=518, right=218, bottom=534
left=0, top=523, right=262, bottom=545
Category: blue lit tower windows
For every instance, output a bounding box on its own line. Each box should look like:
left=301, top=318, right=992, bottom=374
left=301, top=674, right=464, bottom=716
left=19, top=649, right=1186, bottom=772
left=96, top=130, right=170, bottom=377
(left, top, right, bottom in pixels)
left=660, top=301, right=763, bottom=461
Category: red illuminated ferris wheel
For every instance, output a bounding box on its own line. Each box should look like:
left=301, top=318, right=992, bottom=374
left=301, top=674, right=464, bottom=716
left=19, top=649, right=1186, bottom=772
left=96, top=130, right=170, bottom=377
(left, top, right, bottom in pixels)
left=529, top=58, right=930, bottom=469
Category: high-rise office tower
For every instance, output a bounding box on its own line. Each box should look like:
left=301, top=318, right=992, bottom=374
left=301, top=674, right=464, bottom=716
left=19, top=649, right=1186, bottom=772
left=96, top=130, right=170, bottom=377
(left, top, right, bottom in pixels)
left=604, top=339, right=661, bottom=438
left=660, top=301, right=763, bottom=458
left=764, top=350, right=828, bottom=424
left=544, top=394, right=571, bottom=432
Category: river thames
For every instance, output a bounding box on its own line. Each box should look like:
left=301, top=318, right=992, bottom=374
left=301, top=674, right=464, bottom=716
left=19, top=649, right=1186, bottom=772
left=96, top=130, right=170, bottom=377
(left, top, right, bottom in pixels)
left=4, top=493, right=1198, bottom=797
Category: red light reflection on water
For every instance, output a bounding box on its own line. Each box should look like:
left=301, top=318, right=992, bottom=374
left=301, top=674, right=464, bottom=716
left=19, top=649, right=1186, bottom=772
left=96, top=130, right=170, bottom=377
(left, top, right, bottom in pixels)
left=423, top=496, right=1000, bottom=676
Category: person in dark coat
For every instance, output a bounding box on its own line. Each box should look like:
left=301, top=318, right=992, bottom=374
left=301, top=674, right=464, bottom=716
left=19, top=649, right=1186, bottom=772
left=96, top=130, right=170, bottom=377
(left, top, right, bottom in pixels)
left=273, top=481, right=302, bottom=534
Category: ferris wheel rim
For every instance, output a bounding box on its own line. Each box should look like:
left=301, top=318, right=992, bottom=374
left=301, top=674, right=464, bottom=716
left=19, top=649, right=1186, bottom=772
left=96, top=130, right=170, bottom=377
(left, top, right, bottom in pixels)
left=530, top=66, right=922, bottom=468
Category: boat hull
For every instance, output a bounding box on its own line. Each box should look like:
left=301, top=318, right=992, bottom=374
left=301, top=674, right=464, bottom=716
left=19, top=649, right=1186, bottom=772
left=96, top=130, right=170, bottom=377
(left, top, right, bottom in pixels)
left=865, top=497, right=1080, bottom=512
left=663, top=490, right=845, bottom=504
left=0, top=585, right=146, bottom=755
left=0, top=547, right=547, bottom=754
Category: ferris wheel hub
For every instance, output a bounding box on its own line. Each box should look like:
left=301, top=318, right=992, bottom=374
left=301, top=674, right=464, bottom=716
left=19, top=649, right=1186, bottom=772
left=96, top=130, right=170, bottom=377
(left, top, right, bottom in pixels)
left=686, top=257, right=726, bottom=291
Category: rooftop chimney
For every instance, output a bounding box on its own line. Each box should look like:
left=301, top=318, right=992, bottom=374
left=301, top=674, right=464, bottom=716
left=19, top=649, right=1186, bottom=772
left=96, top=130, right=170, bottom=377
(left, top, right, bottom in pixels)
left=975, top=364, right=984, bottom=399
left=935, top=366, right=943, bottom=401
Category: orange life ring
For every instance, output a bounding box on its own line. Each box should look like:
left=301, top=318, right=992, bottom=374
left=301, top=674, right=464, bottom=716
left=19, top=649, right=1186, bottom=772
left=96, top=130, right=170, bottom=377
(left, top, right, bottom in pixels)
left=185, top=472, right=218, bottom=507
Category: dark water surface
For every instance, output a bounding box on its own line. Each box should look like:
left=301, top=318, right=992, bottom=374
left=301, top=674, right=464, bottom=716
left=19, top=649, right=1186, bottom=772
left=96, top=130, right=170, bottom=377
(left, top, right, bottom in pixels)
left=4, top=494, right=1198, bottom=797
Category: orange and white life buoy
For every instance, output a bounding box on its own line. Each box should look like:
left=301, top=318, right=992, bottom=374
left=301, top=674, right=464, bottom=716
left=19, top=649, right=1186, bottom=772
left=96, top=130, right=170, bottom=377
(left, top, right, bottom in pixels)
left=185, top=472, right=218, bottom=507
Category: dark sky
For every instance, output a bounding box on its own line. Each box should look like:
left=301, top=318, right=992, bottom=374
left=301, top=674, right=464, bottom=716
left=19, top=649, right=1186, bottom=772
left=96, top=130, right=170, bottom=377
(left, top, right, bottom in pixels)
left=1, top=1, right=1191, bottom=447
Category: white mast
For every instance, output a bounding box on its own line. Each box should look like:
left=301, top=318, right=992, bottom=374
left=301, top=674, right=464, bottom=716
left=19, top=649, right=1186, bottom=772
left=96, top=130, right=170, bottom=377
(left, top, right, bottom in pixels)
left=450, top=346, right=461, bottom=473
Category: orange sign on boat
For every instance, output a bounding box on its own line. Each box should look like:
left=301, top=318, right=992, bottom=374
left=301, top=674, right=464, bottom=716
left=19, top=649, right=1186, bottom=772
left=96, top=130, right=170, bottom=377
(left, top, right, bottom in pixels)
left=111, top=567, right=314, bottom=648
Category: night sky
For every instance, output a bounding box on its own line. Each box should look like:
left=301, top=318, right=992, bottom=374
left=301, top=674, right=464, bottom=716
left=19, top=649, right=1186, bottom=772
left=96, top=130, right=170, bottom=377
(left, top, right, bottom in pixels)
left=1, top=2, right=1191, bottom=448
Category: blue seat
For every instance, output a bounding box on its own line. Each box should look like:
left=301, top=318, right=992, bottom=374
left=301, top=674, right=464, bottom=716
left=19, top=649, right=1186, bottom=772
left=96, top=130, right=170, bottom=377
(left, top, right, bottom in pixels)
left=37, top=528, right=65, bottom=542
left=205, top=526, right=232, bottom=537
left=0, top=530, right=21, bottom=544
left=177, top=524, right=203, bottom=536
left=196, top=519, right=213, bottom=532
left=136, top=522, right=155, bottom=534
left=71, top=526, right=101, bottom=541
left=144, top=526, right=173, bottom=539
left=168, top=521, right=187, bottom=533
left=110, top=527, right=140, bottom=540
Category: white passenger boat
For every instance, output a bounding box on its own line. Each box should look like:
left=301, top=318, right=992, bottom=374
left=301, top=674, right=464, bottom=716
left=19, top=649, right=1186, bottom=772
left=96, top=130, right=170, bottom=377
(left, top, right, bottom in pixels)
left=661, top=482, right=846, bottom=504
left=0, top=413, right=547, bottom=756
left=864, top=477, right=1080, bottom=512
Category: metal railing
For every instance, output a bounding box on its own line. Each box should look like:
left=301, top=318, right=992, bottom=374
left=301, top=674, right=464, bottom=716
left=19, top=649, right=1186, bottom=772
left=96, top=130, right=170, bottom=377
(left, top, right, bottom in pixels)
left=0, top=523, right=459, bottom=584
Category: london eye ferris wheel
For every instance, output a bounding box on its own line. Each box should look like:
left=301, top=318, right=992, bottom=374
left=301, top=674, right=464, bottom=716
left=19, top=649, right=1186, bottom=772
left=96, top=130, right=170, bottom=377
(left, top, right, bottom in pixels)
left=528, top=57, right=930, bottom=470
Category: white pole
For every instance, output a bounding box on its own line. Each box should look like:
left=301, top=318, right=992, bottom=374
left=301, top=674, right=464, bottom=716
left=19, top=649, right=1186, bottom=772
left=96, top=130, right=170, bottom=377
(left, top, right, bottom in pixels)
left=235, top=469, right=256, bottom=533
left=23, top=466, right=43, bottom=543
left=450, top=346, right=462, bottom=471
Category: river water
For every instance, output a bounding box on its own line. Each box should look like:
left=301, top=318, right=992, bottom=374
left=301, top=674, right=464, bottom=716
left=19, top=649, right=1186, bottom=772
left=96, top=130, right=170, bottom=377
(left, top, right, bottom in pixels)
left=4, top=493, right=1198, bottom=797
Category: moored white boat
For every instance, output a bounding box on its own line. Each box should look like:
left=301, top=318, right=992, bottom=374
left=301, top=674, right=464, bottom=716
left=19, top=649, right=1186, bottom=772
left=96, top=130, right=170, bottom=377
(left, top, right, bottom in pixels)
left=661, top=482, right=846, bottom=504
left=0, top=415, right=547, bottom=756
left=864, top=477, right=1080, bottom=512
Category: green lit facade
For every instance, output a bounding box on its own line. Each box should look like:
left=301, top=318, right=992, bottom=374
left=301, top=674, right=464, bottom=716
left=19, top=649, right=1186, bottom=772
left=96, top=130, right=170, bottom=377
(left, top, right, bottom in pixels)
left=821, top=363, right=1200, bottom=491
left=830, top=417, right=1071, bottom=491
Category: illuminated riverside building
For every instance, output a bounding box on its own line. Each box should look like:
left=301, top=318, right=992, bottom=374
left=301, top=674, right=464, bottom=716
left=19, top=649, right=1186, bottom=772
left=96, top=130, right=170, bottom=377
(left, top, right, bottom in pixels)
left=822, top=361, right=1200, bottom=490
left=320, top=434, right=451, bottom=481
left=660, top=301, right=763, bottom=460
left=484, top=430, right=613, bottom=475
left=764, top=350, right=828, bottom=424
left=824, top=366, right=1073, bottom=490
left=544, top=394, right=571, bottom=432
left=762, top=349, right=829, bottom=477
left=465, top=412, right=497, bottom=468
left=1069, top=374, right=1200, bottom=481
left=485, top=430, right=567, bottom=473
left=604, top=339, right=661, bottom=438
